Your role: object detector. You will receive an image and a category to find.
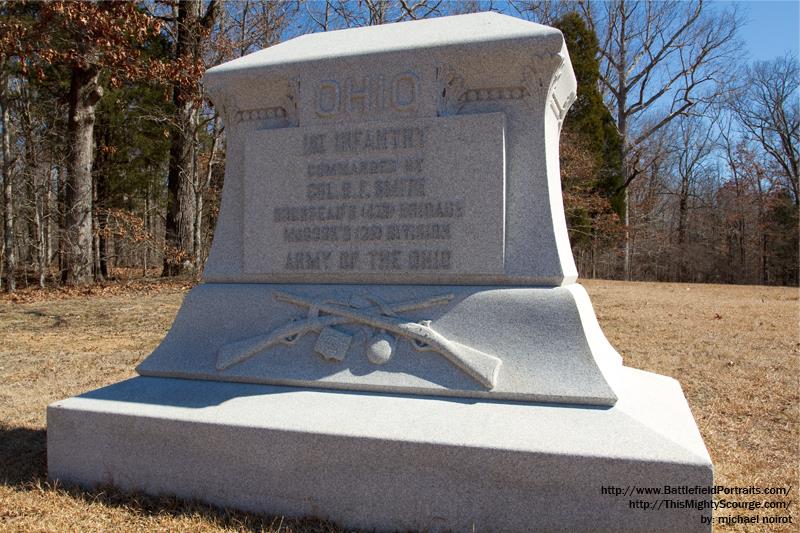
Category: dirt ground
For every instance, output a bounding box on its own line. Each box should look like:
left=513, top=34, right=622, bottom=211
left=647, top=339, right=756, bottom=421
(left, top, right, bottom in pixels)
left=0, top=279, right=797, bottom=532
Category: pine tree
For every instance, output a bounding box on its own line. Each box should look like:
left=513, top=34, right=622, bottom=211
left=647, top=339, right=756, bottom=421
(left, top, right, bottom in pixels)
left=557, top=12, right=624, bottom=215
left=94, top=68, right=172, bottom=280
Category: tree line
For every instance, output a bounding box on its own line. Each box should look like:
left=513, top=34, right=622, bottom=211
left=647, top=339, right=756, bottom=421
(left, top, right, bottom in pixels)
left=0, top=0, right=797, bottom=292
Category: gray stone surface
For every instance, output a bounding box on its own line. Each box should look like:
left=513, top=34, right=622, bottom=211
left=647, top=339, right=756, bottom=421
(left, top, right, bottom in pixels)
left=137, top=283, right=622, bottom=405
left=48, top=368, right=712, bottom=532
left=49, top=13, right=713, bottom=531
left=136, top=13, right=619, bottom=401
left=242, top=113, right=506, bottom=280
left=202, top=11, right=578, bottom=286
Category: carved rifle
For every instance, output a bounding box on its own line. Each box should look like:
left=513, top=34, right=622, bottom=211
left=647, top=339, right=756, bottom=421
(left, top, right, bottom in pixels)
left=217, top=291, right=502, bottom=389
left=217, top=293, right=452, bottom=370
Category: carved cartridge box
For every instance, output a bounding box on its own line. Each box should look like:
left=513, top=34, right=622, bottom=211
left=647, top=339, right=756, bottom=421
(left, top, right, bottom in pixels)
left=137, top=13, right=624, bottom=405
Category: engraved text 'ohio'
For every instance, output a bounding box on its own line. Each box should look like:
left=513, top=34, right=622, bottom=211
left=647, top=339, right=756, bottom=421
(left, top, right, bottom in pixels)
left=315, top=72, right=420, bottom=118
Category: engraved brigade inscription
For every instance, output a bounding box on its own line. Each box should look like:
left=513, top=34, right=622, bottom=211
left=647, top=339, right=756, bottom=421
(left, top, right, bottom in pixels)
left=243, top=113, right=506, bottom=281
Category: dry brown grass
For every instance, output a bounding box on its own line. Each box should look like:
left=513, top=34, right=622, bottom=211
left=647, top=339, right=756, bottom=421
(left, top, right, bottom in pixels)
left=1, top=279, right=797, bottom=532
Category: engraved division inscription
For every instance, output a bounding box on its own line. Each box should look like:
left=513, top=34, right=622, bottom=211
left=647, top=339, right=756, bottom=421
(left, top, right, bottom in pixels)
left=243, top=113, right=506, bottom=281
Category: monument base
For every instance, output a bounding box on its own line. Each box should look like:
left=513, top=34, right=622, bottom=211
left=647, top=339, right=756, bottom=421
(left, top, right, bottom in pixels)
left=48, top=367, right=712, bottom=532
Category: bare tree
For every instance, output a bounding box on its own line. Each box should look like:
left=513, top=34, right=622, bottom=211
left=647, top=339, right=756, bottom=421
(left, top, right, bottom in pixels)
left=665, top=112, right=718, bottom=280
left=718, top=120, right=770, bottom=284
left=514, top=0, right=576, bottom=25
left=163, top=0, right=217, bottom=277
left=18, top=81, right=50, bottom=288
left=189, top=0, right=298, bottom=272
left=729, top=54, right=799, bottom=207
left=304, top=0, right=443, bottom=30
left=1, top=73, right=15, bottom=292
left=579, top=0, right=740, bottom=279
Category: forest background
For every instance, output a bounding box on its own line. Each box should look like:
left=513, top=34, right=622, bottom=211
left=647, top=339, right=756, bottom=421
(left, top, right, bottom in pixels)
left=0, top=0, right=797, bottom=292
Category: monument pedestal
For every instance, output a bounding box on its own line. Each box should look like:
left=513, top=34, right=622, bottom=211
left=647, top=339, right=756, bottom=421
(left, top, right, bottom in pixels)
left=135, top=283, right=625, bottom=405
left=49, top=367, right=711, bottom=532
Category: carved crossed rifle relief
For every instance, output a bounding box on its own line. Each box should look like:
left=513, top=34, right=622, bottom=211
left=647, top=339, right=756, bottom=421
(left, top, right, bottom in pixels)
left=216, top=291, right=502, bottom=389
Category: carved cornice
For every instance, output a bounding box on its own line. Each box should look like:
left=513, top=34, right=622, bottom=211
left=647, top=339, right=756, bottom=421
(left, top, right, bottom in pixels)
left=523, top=50, right=577, bottom=125
left=459, top=87, right=529, bottom=103
left=441, top=50, right=574, bottom=120
left=235, top=107, right=288, bottom=123
left=436, top=64, right=466, bottom=116
left=203, top=76, right=298, bottom=129
left=202, top=77, right=237, bottom=126
left=522, top=51, right=564, bottom=97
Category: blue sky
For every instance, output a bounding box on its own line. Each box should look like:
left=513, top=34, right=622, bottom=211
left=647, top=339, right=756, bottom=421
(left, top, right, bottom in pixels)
left=732, top=0, right=799, bottom=61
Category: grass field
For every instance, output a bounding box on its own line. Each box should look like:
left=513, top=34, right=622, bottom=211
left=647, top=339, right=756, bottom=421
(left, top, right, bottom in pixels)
left=1, top=279, right=797, bottom=532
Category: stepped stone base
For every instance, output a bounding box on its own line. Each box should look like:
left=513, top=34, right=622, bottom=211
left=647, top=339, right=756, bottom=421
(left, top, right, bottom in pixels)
left=48, top=367, right=712, bottom=532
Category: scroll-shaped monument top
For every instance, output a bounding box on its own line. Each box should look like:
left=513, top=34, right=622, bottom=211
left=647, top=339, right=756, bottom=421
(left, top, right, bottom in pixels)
left=203, top=12, right=578, bottom=286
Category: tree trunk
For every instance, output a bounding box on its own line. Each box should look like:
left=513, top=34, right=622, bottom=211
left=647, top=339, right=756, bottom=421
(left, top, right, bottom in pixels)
left=32, top=173, right=45, bottom=288
left=65, top=65, right=103, bottom=285
left=44, top=163, right=54, bottom=284
left=1, top=86, right=14, bottom=292
left=97, top=208, right=109, bottom=280
left=192, top=108, right=204, bottom=273
left=58, top=164, right=67, bottom=282
left=738, top=218, right=746, bottom=281
left=194, top=113, right=220, bottom=272
left=164, top=0, right=214, bottom=277
left=22, top=101, right=46, bottom=289
left=91, top=175, right=103, bottom=282
left=45, top=164, right=53, bottom=273
left=93, top=209, right=102, bottom=282
left=622, top=185, right=630, bottom=280
left=143, top=181, right=150, bottom=277
left=677, top=178, right=689, bottom=281
left=95, top=134, right=110, bottom=281
left=616, top=0, right=631, bottom=282
left=163, top=100, right=197, bottom=276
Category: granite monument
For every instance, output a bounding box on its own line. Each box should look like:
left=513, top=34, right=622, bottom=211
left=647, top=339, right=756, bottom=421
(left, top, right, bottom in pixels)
left=48, top=13, right=713, bottom=531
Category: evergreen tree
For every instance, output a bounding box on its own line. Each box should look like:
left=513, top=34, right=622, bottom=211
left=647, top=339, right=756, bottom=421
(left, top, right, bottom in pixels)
left=94, top=73, right=172, bottom=279
left=554, top=12, right=624, bottom=272
left=556, top=11, right=624, bottom=216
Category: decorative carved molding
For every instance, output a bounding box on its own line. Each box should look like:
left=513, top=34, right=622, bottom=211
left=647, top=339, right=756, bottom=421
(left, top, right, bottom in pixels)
left=523, top=51, right=576, bottom=125
left=215, top=290, right=502, bottom=389
left=439, top=52, right=575, bottom=122
left=205, top=77, right=298, bottom=129
left=284, top=76, right=300, bottom=127
left=550, top=89, right=577, bottom=124
left=522, top=51, right=564, bottom=98
left=235, top=107, right=288, bottom=123
left=203, top=78, right=237, bottom=126
left=458, top=87, right=529, bottom=103
left=436, top=64, right=466, bottom=116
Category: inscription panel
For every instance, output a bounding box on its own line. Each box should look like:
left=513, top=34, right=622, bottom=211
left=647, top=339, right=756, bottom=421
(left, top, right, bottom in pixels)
left=243, top=113, right=505, bottom=281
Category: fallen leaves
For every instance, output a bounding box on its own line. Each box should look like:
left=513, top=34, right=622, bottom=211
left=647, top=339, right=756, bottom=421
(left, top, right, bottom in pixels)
left=0, top=278, right=195, bottom=304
